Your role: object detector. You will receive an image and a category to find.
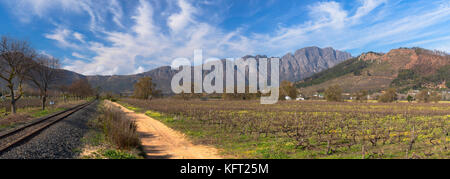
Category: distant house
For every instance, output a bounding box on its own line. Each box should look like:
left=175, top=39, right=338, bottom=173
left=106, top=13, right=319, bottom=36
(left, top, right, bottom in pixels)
left=296, top=94, right=305, bottom=101
left=313, top=93, right=324, bottom=99
left=342, top=93, right=352, bottom=100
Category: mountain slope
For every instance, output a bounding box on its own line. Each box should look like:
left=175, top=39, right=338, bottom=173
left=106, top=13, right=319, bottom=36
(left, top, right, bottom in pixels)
left=296, top=48, right=450, bottom=94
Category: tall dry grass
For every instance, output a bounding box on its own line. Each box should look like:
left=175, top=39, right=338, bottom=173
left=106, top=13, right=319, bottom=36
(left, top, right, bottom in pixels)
left=98, top=104, right=140, bottom=149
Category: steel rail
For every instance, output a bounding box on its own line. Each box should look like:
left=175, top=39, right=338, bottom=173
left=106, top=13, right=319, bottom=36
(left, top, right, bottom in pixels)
left=0, top=100, right=95, bottom=154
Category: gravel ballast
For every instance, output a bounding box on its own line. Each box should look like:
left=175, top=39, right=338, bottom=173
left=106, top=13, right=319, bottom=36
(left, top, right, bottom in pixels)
left=0, top=101, right=98, bottom=159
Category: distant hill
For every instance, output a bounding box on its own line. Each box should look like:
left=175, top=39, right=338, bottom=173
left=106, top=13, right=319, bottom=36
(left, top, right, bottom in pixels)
left=0, top=64, right=86, bottom=92
left=296, top=48, right=450, bottom=95
left=84, top=47, right=351, bottom=94
left=86, top=66, right=176, bottom=95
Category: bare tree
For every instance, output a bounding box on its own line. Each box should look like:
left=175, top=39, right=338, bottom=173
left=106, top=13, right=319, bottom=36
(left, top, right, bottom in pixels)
left=26, top=55, right=61, bottom=110
left=133, top=77, right=155, bottom=100
left=0, top=36, right=35, bottom=114
left=57, top=85, right=70, bottom=102
left=325, top=85, right=343, bottom=102
left=280, top=80, right=298, bottom=100
left=378, top=88, right=398, bottom=103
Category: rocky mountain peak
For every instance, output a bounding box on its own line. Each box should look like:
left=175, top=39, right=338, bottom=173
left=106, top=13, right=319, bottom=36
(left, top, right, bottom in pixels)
left=280, top=46, right=352, bottom=82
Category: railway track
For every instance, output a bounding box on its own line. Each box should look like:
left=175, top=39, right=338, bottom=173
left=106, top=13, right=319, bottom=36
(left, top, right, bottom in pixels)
left=0, top=101, right=95, bottom=154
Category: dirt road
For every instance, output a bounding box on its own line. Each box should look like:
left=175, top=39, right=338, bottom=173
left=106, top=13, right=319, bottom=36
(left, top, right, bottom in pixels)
left=106, top=101, right=222, bottom=159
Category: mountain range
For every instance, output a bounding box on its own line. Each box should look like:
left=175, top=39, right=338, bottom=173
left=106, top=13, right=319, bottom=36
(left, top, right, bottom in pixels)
left=61, top=46, right=352, bottom=94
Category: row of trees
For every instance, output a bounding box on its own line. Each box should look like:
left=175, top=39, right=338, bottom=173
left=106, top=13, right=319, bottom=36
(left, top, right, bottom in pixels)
left=0, top=36, right=95, bottom=114
left=323, top=85, right=442, bottom=103
left=414, top=90, right=442, bottom=103
left=170, top=80, right=299, bottom=101
left=59, top=79, right=95, bottom=99
left=131, top=77, right=445, bottom=103
left=376, top=88, right=441, bottom=103
left=0, top=36, right=62, bottom=113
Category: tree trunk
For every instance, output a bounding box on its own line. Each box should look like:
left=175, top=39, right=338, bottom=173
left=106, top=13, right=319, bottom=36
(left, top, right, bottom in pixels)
left=10, top=89, right=17, bottom=114
left=42, top=95, right=47, bottom=110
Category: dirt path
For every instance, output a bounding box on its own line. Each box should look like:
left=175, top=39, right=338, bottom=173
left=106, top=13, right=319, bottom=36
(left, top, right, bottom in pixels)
left=106, top=101, right=222, bottom=159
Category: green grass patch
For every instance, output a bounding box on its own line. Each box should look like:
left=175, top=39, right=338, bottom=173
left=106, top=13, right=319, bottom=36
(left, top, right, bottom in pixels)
left=30, top=108, right=65, bottom=118
left=117, top=102, right=144, bottom=113
left=0, top=124, right=8, bottom=131
left=102, top=149, right=139, bottom=159
left=145, top=111, right=177, bottom=123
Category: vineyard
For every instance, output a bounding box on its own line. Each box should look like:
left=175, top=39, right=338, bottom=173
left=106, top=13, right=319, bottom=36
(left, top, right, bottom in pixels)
left=120, top=98, right=449, bottom=159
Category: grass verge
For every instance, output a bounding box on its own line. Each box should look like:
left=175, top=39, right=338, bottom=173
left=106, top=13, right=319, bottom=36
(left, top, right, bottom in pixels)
left=78, top=101, right=144, bottom=159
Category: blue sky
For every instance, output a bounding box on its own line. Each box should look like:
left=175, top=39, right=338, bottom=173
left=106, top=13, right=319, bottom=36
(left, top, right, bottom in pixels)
left=0, top=0, right=449, bottom=75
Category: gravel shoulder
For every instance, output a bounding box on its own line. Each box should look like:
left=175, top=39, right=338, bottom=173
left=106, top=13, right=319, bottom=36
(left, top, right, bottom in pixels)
left=0, top=101, right=98, bottom=159
left=108, top=101, right=221, bottom=159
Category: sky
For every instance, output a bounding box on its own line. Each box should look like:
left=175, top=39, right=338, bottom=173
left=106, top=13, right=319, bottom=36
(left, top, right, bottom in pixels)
left=0, top=0, right=448, bottom=75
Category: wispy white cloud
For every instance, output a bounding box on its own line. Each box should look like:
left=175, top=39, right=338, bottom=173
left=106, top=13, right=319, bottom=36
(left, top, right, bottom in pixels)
left=308, top=1, right=348, bottom=28
left=352, top=0, right=387, bottom=20
left=72, top=32, right=86, bottom=43
left=4, top=0, right=83, bottom=22
left=250, top=0, right=449, bottom=56
left=167, top=0, right=197, bottom=32
left=71, top=52, right=89, bottom=60
left=3, top=0, right=449, bottom=75
left=4, top=0, right=125, bottom=31
left=63, top=0, right=252, bottom=75
left=109, top=0, right=125, bottom=28
left=44, top=28, right=81, bottom=49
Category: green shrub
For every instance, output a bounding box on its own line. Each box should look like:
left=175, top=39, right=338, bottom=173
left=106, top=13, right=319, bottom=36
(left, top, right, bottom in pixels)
left=407, top=95, right=414, bottom=103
